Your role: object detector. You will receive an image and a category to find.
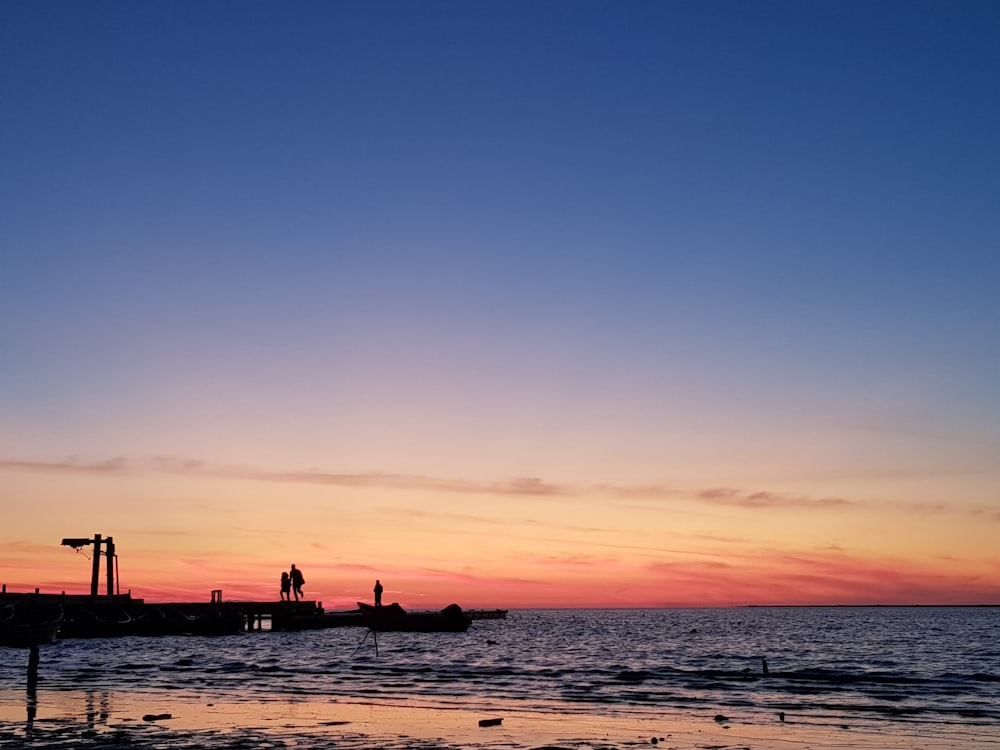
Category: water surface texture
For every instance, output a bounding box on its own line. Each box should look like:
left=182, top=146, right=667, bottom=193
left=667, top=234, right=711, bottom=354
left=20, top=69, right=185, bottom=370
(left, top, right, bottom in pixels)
left=3, top=608, right=998, bottom=728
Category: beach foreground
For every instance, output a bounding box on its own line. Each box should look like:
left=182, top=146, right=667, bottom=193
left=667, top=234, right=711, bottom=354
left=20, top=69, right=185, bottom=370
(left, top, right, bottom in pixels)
left=0, top=693, right=993, bottom=750
left=3, top=608, right=998, bottom=749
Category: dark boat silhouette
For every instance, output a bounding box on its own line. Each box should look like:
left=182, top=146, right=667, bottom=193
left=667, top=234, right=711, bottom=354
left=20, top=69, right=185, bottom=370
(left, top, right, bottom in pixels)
left=357, top=602, right=471, bottom=633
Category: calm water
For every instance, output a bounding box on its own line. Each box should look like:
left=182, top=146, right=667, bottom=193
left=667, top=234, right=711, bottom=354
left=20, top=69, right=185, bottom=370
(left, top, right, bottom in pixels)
left=3, top=608, right=999, bottom=729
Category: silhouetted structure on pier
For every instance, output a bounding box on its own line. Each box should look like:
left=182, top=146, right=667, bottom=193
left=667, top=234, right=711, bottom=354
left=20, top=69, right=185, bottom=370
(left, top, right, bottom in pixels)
left=61, top=534, right=119, bottom=597
left=1, top=534, right=500, bottom=638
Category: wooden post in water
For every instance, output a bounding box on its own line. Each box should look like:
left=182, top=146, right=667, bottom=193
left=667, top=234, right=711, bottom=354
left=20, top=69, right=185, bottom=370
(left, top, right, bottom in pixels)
left=27, top=645, right=39, bottom=726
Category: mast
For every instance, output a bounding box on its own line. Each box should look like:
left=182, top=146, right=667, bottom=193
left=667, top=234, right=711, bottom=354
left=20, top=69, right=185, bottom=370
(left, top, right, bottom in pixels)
left=61, top=534, right=116, bottom=597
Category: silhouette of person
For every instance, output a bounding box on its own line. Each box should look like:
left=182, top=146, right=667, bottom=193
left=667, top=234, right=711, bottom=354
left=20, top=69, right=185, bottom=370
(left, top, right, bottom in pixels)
left=290, top=564, right=305, bottom=601
left=280, top=571, right=291, bottom=601
left=374, top=579, right=383, bottom=607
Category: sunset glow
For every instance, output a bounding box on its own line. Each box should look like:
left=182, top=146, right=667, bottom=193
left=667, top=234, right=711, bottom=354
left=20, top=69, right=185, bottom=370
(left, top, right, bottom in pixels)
left=2, top=2, right=998, bottom=609
left=2, top=456, right=997, bottom=608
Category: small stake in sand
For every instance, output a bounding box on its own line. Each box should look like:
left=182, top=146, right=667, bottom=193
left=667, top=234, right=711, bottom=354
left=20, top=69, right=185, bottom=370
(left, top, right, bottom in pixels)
left=350, top=628, right=380, bottom=657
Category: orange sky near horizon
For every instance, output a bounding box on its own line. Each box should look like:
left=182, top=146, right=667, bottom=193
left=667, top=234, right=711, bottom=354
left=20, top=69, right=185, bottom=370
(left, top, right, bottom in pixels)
left=2, top=457, right=997, bottom=609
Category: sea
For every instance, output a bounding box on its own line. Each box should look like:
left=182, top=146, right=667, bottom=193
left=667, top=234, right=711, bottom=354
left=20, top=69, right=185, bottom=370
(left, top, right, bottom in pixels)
left=2, top=607, right=999, bottom=742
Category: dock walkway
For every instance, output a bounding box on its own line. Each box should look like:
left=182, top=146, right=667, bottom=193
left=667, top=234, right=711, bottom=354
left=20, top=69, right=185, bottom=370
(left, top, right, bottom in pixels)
left=1, top=590, right=506, bottom=635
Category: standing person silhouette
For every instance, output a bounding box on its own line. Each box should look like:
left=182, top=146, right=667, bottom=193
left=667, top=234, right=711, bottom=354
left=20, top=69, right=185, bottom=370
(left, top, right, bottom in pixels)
left=280, top=571, right=291, bottom=601
left=290, top=564, right=305, bottom=601
left=374, top=579, right=383, bottom=607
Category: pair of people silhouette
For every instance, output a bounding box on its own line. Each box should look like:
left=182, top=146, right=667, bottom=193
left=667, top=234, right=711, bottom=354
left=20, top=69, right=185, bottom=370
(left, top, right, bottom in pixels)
left=279, top=564, right=305, bottom=601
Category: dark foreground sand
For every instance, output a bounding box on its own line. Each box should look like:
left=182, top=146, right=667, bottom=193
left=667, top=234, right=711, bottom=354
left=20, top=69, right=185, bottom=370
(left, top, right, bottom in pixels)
left=1, top=694, right=994, bottom=750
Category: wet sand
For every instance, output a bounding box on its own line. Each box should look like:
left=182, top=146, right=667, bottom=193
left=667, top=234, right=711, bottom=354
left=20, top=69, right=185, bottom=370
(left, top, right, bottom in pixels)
left=1, top=693, right=995, bottom=750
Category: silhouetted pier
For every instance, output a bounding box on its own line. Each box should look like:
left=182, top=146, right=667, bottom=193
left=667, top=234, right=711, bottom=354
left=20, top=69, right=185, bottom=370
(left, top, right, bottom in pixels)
left=0, top=587, right=334, bottom=636
left=2, top=587, right=505, bottom=637
left=3, top=533, right=504, bottom=639
left=227, top=598, right=330, bottom=631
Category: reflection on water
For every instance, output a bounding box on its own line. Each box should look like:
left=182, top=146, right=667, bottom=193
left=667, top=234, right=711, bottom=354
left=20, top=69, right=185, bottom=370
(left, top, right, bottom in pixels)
left=26, top=646, right=38, bottom=727
left=3, top=608, right=999, bottom=733
left=1, top=647, right=113, bottom=736
left=84, top=687, right=110, bottom=729
left=4, top=684, right=112, bottom=732
left=2, top=685, right=136, bottom=727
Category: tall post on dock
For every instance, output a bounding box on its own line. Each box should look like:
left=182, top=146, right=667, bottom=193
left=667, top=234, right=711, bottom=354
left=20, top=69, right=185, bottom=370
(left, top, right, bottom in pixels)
left=105, top=537, right=115, bottom=596
left=90, top=534, right=102, bottom=597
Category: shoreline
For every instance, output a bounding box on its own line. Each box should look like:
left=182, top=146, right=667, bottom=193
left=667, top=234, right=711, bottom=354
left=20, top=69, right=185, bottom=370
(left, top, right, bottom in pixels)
left=2, top=691, right=996, bottom=749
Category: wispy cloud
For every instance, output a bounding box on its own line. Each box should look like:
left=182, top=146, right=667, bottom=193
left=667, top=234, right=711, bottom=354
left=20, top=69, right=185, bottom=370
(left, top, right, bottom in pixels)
left=533, top=553, right=622, bottom=569
left=0, top=457, right=130, bottom=475
left=0, top=456, right=577, bottom=499
left=0, top=454, right=964, bottom=516
left=969, top=506, right=1000, bottom=523
left=687, top=486, right=854, bottom=509
left=596, top=481, right=858, bottom=509
left=180, top=461, right=572, bottom=498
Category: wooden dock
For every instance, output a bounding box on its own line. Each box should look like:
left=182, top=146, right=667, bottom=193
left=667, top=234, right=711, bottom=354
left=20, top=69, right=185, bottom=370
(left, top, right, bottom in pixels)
left=229, top=599, right=329, bottom=631
left=0, top=589, right=328, bottom=634
left=5, top=535, right=506, bottom=637
left=1, top=588, right=505, bottom=635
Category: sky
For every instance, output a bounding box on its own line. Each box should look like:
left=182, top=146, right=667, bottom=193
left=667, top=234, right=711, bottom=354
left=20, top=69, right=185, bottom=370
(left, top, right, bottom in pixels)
left=1, top=1, right=999, bottom=609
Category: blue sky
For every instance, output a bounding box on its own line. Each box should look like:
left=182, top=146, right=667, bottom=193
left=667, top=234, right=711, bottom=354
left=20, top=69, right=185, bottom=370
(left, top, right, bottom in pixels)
left=4, top=0, right=999, bottom=463
left=1, top=2, right=999, bottom=604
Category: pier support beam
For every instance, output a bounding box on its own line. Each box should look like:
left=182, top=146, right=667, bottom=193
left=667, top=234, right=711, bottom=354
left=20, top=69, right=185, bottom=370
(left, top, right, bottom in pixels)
left=90, top=534, right=102, bottom=597
left=105, top=537, right=115, bottom=597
